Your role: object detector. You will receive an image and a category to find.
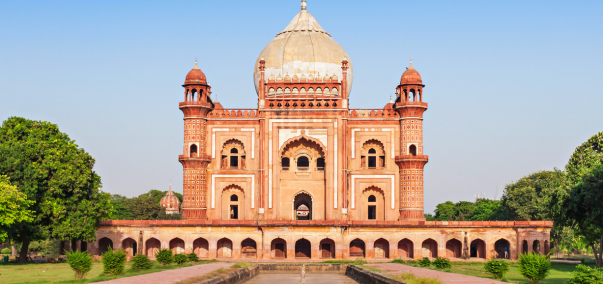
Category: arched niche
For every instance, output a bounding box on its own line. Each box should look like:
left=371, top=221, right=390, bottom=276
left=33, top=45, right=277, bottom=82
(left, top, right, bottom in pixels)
left=221, top=139, right=246, bottom=170
left=221, top=185, right=245, bottom=220
left=361, top=139, right=385, bottom=169
left=362, top=186, right=384, bottom=220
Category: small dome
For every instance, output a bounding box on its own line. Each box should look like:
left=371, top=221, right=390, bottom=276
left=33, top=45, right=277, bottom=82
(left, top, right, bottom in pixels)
left=276, top=74, right=283, bottom=81
left=268, top=74, right=275, bottom=81
left=331, top=74, right=338, bottom=81
left=308, top=74, right=314, bottom=81
left=284, top=74, right=291, bottom=81
left=400, top=60, right=422, bottom=85
left=292, top=74, right=299, bottom=81
left=184, top=60, right=207, bottom=85
left=160, top=188, right=180, bottom=214
left=301, top=74, right=307, bottom=81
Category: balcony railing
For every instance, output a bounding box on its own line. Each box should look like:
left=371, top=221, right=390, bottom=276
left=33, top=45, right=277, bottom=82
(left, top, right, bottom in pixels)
left=348, top=109, right=399, bottom=118
left=207, top=109, right=259, bottom=118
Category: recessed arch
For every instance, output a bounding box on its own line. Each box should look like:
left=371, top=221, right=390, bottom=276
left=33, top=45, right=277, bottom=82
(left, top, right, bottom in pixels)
left=422, top=238, right=438, bottom=258
left=470, top=239, right=486, bottom=258
left=241, top=238, right=257, bottom=258
left=122, top=237, right=137, bottom=256
left=494, top=238, right=510, bottom=259
left=409, top=144, right=417, bottom=156
left=532, top=240, right=541, bottom=254
left=98, top=237, right=113, bottom=255
left=190, top=144, right=198, bottom=158
left=217, top=238, right=233, bottom=258
left=398, top=238, right=414, bottom=258
left=320, top=238, right=335, bottom=259
left=374, top=238, right=390, bottom=259
left=350, top=238, right=366, bottom=258
left=169, top=238, right=185, bottom=255
left=279, top=133, right=326, bottom=158
left=293, top=191, right=313, bottom=220
left=361, top=139, right=385, bottom=169
left=193, top=237, right=209, bottom=258
left=446, top=238, right=462, bottom=258
left=271, top=238, right=287, bottom=259
left=145, top=238, right=160, bottom=258
left=221, top=139, right=246, bottom=170
left=295, top=238, right=311, bottom=258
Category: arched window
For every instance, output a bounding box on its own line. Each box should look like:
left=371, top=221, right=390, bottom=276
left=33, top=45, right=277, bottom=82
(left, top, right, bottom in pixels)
left=308, top=88, right=314, bottom=96
left=292, top=88, right=299, bottom=96
left=190, top=144, right=198, bottom=158
left=409, top=89, right=415, bottom=101
left=297, top=156, right=309, bottom=171
left=332, top=87, right=338, bottom=96
left=324, top=88, right=330, bottom=96
left=418, top=89, right=421, bottom=102
left=361, top=140, right=385, bottom=169
left=282, top=157, right=290, bottom=171
left=316, top=158, right=325, bottom=171
left=230, top=194, right=238, bottom=201
left=268, top=88, right=275, bottom=97
left=315, top=88, right=322, bottom=96
left=221, top=140, right=246, bottom=170
left=368, top=195, right=376, bottom=202
left=276, top=88, right=283, bottom=96
left=300, top=88, right=307, bottom=96
left=191, top=89, right=197, bottom=101
left=285, top=88, right=291, bottom=95
left=409, top=145, right=417, bottom=156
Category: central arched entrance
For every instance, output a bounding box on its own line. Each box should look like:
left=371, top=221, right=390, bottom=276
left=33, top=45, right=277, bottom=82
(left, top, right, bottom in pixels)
left=293, top=192, right=313, bottom=220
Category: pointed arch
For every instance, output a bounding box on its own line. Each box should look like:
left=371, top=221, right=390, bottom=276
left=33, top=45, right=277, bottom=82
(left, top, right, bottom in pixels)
left=279, top=132, right=326, bottom=158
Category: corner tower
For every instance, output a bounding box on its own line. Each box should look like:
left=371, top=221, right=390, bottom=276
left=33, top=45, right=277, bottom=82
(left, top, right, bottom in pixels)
left=179, top=60, right=214, bottom=219
left=395, top=60, right=429, bottom=221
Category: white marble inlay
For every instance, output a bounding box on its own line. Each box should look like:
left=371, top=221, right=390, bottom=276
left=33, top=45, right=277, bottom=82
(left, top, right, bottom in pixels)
left=211, top=174, right=255, bottom=209
left=333, top=121, right=337, bottom=208
left=351, top=175, right=395, bottom=209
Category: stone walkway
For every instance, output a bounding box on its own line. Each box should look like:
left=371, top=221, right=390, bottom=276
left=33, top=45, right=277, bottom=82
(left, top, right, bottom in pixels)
left=98, top=262, right=231, bottom=284
left=367, top=263, right=507, bottom=284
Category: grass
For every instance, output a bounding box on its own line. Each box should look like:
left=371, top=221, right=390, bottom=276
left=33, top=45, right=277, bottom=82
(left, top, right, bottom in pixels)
left=229, top=262, right=251, bottom=269
left=390, top=273, right=443, bottom=284
left=321, top=257, right=368, bottom=265
left=0, top=259, right=218, bottom=284
left=396, top=260, right=578, bottom=284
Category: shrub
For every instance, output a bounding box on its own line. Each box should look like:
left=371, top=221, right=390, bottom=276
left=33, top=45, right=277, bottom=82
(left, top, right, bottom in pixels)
left=101, top=246, right=127, bottom=275
left=484, top=259, right=509, bottom=279
left=66, top=250, right=92, bottom=280
left=155, top=248, right=173, bottom=266
left=432, top=257, right=451, bottom=269
left=418, top=257, right=431, bottom=267
left=174, top=253, right=188, bottom=265
left=187, top=253, right=199, bottom=262
left=1, top=248, right=11, bottom=254
left=518, top=253, right=550, bottom=284
left=131, top=254, right=153, bottom=270
left=392, top=258, right=405, bottom=264
left=566, top=264, right=603, bottom=284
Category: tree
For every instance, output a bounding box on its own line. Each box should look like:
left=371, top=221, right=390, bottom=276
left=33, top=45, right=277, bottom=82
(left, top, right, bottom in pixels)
left=0, top=176, right=34, bottom=242
left=434, top=201, right=456, bottom=221
left=128, top=194, right=162, bottom=220
left=110, top=194, right=133, bottom=220
left=0, top=117, right=112, bottom=263
left=552, top=163, right=603, bottom=267
left=471, top=198, right=506, bottom=221
left=424, top=213, right=436, bottom=221
left=550, top=132, right=603, bottom=268
left=500, top=171, right=563, bottom=221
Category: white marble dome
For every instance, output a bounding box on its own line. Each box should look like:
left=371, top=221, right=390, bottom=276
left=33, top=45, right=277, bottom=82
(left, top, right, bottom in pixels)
left=254, top=1, right=353, bottom=96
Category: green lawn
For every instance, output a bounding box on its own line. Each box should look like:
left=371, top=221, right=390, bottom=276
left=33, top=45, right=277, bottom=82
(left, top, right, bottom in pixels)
left=413, top=261, right=577, bottom=284
left=0, top=260, right=216, bottom=284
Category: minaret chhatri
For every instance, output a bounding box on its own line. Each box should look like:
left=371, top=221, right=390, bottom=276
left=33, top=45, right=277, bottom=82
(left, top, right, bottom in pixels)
left=395, top=59, right=429, bottom=221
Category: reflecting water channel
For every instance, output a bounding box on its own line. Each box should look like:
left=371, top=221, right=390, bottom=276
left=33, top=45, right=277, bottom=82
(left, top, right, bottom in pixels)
left=244, top=273, right=358, bottom=284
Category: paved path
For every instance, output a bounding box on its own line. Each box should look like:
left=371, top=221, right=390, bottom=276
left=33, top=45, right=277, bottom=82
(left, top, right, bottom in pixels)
left=98, top=262, right=231, bottom=284
left=367, top=263, right=507, bottom=284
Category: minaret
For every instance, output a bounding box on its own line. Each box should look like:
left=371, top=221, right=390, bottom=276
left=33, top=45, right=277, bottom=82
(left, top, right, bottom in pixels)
left=395, top=59, right=429, bottom=221
left=179, top=60, right=214, bottom=219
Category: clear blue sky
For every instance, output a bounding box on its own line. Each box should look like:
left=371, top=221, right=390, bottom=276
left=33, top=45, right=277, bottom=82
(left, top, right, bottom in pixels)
left=1, top=1, right=602, bottom=214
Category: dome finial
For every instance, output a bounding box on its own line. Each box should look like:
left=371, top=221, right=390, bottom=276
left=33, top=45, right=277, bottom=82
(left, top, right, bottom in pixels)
left=301, top=0, right=307, bottom=10
left=389, top=95, right=393, bottom=104
left=408, top=57, right=415, bottom=70
left=193, top=58, right=200, bottom=70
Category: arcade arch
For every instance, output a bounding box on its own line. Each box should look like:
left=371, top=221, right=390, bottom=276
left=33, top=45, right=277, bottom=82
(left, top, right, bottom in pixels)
left=398, top=239, right=414, bottom=258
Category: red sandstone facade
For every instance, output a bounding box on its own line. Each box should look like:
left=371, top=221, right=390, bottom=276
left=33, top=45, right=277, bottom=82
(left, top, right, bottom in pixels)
left=91, top=1, right=551, bottom=260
